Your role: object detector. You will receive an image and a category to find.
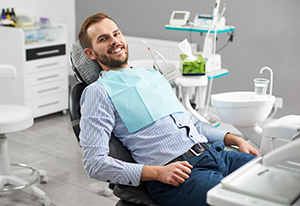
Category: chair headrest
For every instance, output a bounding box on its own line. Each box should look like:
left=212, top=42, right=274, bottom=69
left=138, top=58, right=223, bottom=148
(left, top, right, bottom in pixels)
left=70, top=40, right=102, bottom=84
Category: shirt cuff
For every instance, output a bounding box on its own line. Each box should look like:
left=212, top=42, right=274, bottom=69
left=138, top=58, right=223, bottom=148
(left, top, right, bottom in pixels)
left=201, top=122, right=228, bottom=142
left=120, top=163, right=144, bottom=186
left=211, top=129, right=228, bottom=142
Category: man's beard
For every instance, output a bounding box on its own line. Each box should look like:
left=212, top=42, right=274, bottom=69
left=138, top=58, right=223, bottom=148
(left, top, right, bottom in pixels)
left=94, top=46, right=129, bottom=69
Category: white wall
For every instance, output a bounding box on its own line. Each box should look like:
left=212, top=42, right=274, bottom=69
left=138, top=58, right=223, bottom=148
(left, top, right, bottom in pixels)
left=0, top=0, right=76, bottom=74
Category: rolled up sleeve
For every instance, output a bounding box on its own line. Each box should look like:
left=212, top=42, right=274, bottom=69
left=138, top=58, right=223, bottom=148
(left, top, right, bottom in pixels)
left=191, top=113, right=228, bottom=143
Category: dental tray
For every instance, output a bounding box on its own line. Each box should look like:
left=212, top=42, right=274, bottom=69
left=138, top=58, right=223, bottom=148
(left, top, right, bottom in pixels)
left=221, top=157, right=300, bottom=205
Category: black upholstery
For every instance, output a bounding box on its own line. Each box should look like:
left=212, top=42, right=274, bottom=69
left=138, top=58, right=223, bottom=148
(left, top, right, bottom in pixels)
left=69, top=82, right=87, bottom=142
left=68, top=82, right=159, bottom=206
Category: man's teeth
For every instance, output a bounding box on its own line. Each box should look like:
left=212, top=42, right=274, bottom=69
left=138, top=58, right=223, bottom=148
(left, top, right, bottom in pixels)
left=111, top=48, right=121, bottom=54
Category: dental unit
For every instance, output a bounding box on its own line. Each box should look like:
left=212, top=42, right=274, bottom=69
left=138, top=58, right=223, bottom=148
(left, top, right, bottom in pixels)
left=208, top=66, right=300, bottom=206
left=211, top=66, right=300, bottom=154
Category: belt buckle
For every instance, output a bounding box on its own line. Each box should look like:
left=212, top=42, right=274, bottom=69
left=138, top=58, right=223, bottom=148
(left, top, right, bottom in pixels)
left=189, top=147, right=202, bottom=156
left=189, top=143, right=207, bottom=156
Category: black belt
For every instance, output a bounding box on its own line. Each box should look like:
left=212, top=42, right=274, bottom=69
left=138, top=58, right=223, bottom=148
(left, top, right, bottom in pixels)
left=167, top=143, right=209, bottom=164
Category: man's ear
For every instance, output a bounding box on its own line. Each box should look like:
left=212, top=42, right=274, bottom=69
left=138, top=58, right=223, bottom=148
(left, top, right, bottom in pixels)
left=84, top=48, right=96, bottom=60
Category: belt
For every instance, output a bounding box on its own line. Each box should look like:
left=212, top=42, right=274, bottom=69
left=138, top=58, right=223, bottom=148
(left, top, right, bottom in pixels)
left=167, top=143, right=209, bottom=164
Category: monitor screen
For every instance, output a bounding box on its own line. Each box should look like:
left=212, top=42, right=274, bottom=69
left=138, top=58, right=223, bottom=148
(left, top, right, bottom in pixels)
left=173, top=13, right=185, bottom=20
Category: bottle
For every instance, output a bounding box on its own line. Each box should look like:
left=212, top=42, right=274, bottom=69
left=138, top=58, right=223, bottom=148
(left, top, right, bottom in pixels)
left=1, top=8, right=6, bottom=20
left=6, top=8, right=11, bottom=20
left=10, top=8, right=16, bottom=22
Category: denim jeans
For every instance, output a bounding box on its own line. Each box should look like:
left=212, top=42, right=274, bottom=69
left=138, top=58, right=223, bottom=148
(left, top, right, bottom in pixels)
left=147, top=141, right=256, bottom=206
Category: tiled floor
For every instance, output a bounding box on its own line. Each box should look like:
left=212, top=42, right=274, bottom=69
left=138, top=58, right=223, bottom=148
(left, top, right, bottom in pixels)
left=1, top=112, right=119, bottom=206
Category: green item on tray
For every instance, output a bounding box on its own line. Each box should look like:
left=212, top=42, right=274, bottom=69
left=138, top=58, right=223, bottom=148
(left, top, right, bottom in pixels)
left=180, top=53, right=206, bottom=76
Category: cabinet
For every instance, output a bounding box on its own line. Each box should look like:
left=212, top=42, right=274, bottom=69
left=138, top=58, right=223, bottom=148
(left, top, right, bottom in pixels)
left=0, top=24, right=68, bottom=118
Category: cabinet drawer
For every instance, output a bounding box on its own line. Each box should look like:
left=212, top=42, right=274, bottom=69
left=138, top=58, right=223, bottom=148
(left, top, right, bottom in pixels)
left=26, top=91, right=68, bottom=118
left=26, top=80, right=68, bottom=99
left=25, top=56, right=67, bottom=74
left=26, top=68, right=66, bottom=86
left=26, top=44, right=65, bottom=61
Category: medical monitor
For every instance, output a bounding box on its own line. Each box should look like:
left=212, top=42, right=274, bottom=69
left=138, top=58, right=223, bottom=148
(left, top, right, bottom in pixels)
left=169, top=11, right=190, bottom=26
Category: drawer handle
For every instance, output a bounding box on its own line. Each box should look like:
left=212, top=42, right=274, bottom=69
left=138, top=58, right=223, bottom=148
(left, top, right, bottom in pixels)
left=38, top=101, right=59, bottom=108
left=37, top=62, right=59, bottom=69
left=37, top=74, right=59, bottom=81
left=36, top=49, right=60, bottom=56
left=38, top=86, right=60, bottom=94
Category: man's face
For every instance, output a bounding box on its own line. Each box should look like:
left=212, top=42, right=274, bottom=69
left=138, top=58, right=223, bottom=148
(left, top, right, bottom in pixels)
left=85, top=18, right=128, bottom=70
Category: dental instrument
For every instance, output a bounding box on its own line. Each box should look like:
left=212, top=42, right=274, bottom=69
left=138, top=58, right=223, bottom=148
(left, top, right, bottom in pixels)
left=212, top=0, right=221, bottom=25
left=142, top=40, right=180, bottom=87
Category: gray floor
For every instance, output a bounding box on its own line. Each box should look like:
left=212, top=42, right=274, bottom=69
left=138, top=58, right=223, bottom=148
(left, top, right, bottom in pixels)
left=1, top=112, right=119, bottom=206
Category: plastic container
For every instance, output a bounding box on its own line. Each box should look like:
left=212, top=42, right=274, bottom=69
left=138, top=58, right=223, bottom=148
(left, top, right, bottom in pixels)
left=254, top=78, right=269, bottom=97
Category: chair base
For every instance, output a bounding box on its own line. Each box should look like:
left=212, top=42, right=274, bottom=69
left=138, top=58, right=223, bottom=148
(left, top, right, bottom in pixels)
left=116, top=199, right=138, bottom=206
left=0, top=163, right=51, bottom=206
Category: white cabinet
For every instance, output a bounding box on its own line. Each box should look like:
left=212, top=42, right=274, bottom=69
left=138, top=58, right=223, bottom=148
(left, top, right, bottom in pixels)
left=0, top=24, right=68, bottom=118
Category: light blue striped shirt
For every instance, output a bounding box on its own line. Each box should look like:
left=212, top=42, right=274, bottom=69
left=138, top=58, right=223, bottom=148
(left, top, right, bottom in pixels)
left=79, top=77, right=227, bottom=187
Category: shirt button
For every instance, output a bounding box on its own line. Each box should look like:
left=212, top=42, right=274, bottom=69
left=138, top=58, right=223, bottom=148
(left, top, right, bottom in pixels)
left=179, top=123, right=182, bottom=126
left=106, top=180, right=111, bottom=183
left=129, top=181, right=132, bottom=185
left=190, top=135, right=193, bottom=138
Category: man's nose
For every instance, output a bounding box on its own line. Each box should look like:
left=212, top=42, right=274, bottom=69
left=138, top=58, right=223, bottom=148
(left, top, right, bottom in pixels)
left=110, top=36, right=120, bottom=46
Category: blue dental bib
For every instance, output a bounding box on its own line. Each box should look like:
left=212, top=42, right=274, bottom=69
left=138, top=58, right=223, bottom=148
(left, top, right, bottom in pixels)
left=99, top=68, right=184, bottom=133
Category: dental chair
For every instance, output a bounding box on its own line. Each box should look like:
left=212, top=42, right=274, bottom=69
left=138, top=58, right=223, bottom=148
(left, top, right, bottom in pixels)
left=69, top=41, right=159, bottom=206
left=0, top=65, right=50, bottom=206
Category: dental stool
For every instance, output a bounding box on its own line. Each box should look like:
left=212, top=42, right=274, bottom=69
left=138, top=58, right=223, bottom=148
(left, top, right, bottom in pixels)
left=0, top=65, right=50, bottom=206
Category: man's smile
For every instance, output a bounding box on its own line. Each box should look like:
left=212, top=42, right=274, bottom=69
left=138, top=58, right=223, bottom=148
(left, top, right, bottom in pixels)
left=109, top=45, right=124, bottom=55
left=111, top=47, right=122, bottom=54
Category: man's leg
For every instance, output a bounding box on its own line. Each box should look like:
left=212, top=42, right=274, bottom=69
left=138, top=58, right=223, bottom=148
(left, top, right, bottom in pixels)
left=147, top=143, right=225, bottom=206
left=147, top=142, right=256, bottom=206
left=207, top=141, right=256, bottom=175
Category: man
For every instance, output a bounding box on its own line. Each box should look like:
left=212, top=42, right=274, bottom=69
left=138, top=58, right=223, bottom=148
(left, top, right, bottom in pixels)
left=78, top=13, right=259, bottom=206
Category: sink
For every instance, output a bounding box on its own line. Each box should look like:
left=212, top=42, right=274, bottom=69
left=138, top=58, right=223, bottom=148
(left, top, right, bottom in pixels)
left=211, top=91, right=275, bottom=126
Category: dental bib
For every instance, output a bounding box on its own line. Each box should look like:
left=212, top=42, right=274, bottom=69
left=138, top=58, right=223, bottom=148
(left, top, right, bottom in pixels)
left=99, top=68, right=184, bottom=133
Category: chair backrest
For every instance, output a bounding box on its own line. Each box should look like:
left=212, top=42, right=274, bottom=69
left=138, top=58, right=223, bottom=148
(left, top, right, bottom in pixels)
left=69, top=82, right=87, bottom=142
left=70, top=41, right=102, bottom=84
left=69, top=82, right=135, bottom=163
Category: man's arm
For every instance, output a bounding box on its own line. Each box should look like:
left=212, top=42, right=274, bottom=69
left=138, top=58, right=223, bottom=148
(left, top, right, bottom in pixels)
left=191, top=112, right=260, bottom=156
left=140, top=161, right=193, bottom=187
left=223, top=133, right=260, bottom=156
left=138, top=134, right=259, bottom=188
left=80, top=82, right=144, bottom=186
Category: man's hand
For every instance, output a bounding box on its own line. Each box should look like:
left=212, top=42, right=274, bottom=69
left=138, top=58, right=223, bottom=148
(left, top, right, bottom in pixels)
left=141, top=161, right=193, bottom=187
left=158, top=161, right=193, bottom=187
left=224, top=133, right=260, bottom=156
left=237, top=138, right=261, bottom=156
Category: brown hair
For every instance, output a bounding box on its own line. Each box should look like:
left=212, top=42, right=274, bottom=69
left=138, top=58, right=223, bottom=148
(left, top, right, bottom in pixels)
left=78, top=13, right=116, bottom=49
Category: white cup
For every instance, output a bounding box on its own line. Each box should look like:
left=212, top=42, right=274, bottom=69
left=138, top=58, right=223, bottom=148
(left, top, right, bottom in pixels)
left=254, top=78, right=269, bottom=96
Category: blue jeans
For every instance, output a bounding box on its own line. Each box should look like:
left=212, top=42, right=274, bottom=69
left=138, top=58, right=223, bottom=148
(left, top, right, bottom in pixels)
left=147, top=141, right=256, bottom=206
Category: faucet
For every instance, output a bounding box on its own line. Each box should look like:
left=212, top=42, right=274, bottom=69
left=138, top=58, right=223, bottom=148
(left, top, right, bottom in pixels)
left=260, top=66, right=273, bottom=96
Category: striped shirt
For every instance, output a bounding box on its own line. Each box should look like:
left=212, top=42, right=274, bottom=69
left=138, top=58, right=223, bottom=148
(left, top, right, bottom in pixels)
left=79, top=77, right=227, bottom=187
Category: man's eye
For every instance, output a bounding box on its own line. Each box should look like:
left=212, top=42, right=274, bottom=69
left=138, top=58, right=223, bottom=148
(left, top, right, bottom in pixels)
left=99, top=37, right=106, bottom=42
left=114, top=32, right=120, bottom=37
